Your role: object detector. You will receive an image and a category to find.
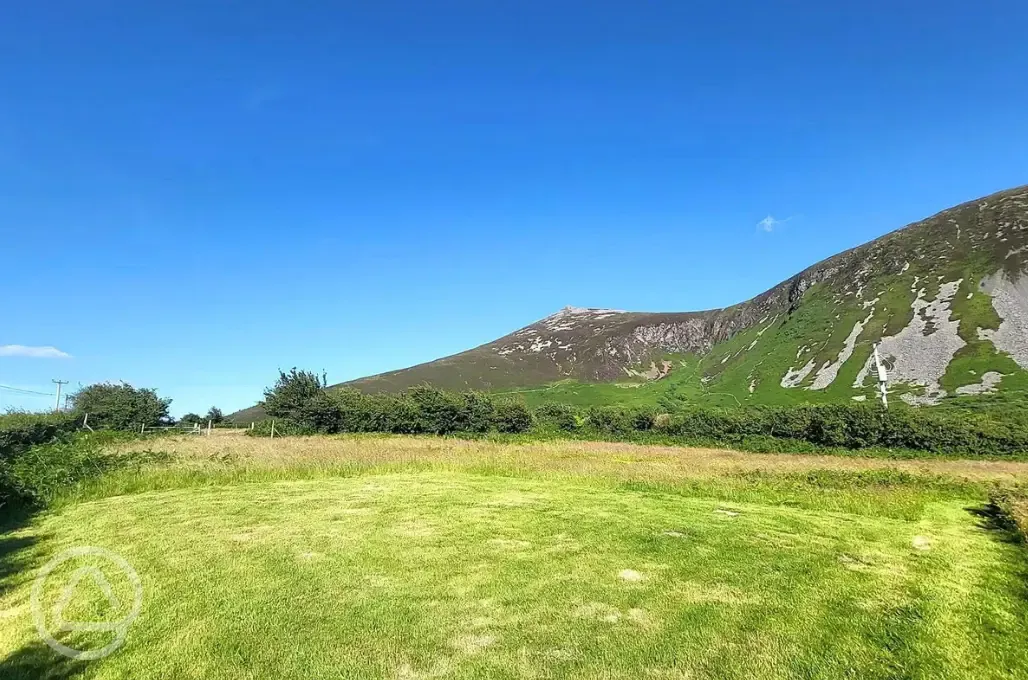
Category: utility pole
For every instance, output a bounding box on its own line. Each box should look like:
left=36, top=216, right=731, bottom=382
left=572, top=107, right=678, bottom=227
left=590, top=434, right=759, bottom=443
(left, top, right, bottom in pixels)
left=52, top=379, right=69, bottom=412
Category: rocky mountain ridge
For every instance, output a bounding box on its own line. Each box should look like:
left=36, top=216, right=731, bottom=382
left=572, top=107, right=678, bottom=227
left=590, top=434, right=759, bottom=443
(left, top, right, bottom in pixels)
left=228, top=184, right=1028, bottom=423
left=343, top=185, right=1028, bottom=407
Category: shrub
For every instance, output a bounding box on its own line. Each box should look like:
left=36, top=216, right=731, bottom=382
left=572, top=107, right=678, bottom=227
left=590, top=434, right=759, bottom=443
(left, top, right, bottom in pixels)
left=262, top=369, right=325, bottom=421
left=652, top=413, right=673, bottom=430
left=806, top=405, right=853, bottom=447
left=0, top=412, right=80, bottom=461
left=406, top=386, right=465, bottom=434
left=179, top=413, right=203, bottom=427
left=294, top=392, right=345, bottom=433
left=333, top=389, right=379, bottom=432
left=587, top=406, right=633, bottom=434
left=664, top=408, right=740, bottom=439
left=456, top=392, right=497, bottom=433
left=71, top=383, right=172, bottom=430
left=766, top=406, right=813, bottom=440
left=493, top=402, right=534, bottom=433
left=535, top=403, right=581, bottom=431
left=2, top=432, right=166, bottom=508
left=631, top=406, right=659, bottom=431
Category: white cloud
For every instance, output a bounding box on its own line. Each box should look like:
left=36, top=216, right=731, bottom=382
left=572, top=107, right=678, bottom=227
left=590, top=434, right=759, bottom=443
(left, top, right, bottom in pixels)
left=756, top=215, right=796, bottom=233
left=0, top=345, right=72, bottom=359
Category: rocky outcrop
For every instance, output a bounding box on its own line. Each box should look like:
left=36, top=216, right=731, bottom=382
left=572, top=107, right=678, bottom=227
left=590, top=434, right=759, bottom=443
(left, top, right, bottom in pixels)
left=333, top=186, right=1028, bottom=398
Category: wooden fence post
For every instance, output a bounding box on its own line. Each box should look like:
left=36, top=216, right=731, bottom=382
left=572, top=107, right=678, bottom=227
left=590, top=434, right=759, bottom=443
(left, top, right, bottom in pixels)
left=270, top=420, right=276, bottom=439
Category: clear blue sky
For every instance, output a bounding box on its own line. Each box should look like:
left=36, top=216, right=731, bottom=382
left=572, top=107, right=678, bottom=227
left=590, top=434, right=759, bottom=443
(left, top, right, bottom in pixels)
left=2, top=1, right=1027, bottom=416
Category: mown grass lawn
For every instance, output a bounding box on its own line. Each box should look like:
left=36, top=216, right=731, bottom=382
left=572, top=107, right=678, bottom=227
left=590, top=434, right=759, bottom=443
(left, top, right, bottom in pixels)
left=1, top=438, right=1027, bottom=679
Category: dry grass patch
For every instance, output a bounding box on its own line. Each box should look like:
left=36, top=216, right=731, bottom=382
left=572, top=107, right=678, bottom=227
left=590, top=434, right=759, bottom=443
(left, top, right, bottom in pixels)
left=115, top=434, right=1028, bottom=483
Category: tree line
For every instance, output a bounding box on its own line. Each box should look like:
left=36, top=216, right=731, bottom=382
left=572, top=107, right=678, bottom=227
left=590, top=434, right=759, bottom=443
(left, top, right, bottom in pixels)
left=257, top=370, right=1028, bottom=457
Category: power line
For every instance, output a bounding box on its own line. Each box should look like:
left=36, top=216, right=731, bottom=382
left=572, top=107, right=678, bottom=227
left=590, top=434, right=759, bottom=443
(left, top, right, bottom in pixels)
left=0, top=383, right=56, bottom=397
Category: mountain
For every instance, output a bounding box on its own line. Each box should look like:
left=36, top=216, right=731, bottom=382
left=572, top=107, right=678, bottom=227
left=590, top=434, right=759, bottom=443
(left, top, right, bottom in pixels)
left=231, top=185, right=1028, bottom=421
left=343, top=185, right=1028, bottom=406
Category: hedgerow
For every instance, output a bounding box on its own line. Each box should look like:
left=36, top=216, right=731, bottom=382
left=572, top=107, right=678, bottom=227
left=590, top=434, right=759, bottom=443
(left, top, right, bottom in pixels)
left=0, top=412, right=165, bottom=509
left=648, top=404, right=1028, bottom=456
left=249, top=374, right=1028, bottom=457
left=251, top=386, right=534, bottom=437
left=0, top=412, right=81, bottom=462
left=3, top=432, right=165, bottom=507
left=1, top=395, right=181, bottom=509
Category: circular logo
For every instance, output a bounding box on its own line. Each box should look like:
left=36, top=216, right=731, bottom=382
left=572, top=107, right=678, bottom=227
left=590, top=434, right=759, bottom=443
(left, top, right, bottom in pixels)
left=30, top=546, right=143, bottom=660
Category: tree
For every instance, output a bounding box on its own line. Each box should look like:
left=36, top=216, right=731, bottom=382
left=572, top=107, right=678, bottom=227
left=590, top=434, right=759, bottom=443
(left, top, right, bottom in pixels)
left=179, top=413, right=203, bottom=427
left=71, top=383, right=172, bottom=430
left=262, top=369, right=324, bottom=420
left=205, top=407, right=224, bottom=424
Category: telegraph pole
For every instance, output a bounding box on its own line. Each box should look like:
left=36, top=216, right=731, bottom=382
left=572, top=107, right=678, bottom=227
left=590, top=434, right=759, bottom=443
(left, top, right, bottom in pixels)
left=52, top=379, right=69, bottom=412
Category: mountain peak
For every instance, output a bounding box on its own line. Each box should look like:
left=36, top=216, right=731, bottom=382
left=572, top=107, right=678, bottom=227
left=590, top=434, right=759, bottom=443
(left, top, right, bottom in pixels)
left=313, top=185, right=1028, bottom=407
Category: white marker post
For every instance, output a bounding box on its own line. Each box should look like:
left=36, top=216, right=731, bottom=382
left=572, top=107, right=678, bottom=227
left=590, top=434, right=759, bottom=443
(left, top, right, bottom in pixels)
left=873, top=343, right=889, bottom=408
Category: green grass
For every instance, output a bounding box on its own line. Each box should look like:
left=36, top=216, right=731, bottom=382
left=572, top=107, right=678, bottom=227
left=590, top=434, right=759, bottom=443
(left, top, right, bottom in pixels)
left=1, top=437, right=1027, bottom=679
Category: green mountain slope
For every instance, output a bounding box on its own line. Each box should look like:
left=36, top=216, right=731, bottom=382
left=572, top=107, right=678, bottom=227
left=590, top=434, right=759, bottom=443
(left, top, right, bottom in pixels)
left=341, top=185, right=1028, bottom=409
left=230, top=185, right=1028, bottom=422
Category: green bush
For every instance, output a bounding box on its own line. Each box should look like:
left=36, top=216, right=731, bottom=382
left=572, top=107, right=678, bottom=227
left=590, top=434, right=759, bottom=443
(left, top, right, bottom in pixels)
left=406, top=386, right=465, bottom=434
left=71, top=383, right=172, bottom=430
left=0, top=411, right=80, bottom=461
left=294, top=392, right=345, bottom=433
left=631, top=406, right=659, bottom=431
left=331, top=389, right=379, bottom=432
left=587, top=406, right=634, bottom=434
left=493, top=402, right=534, bottom=433
left=624, top=403, right=1028, bottom=456
left=262, top=369, right=325, bottom=421
left=534, top=403, right=581, bottom=431
left=806, top=405, right=854, bottom=447
left=381, top=395, right=428, bottom=434
left=179, top=413, right=204, bottom=427
left=1, top=431, right=165, bottom=508
left=456, top=392, right=497, bottom=433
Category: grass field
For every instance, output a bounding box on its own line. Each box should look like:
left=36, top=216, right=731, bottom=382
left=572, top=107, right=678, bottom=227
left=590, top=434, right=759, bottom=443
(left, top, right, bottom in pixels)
left=2, top=434, right=1027, bottom=679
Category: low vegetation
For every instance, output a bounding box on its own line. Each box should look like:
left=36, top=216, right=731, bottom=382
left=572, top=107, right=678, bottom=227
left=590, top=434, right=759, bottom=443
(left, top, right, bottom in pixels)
left=1, top=433, right=1027, bottom=679
left=1, top=383, right=175, bottom=509
left=1, top=412, right=82, bottom=508
left=247, top=371, right=1028, bottom=458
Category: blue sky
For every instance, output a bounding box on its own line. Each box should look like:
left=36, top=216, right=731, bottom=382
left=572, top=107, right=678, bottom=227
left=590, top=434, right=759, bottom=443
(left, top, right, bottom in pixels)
left=2, top=1, right=1027, bottom=416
